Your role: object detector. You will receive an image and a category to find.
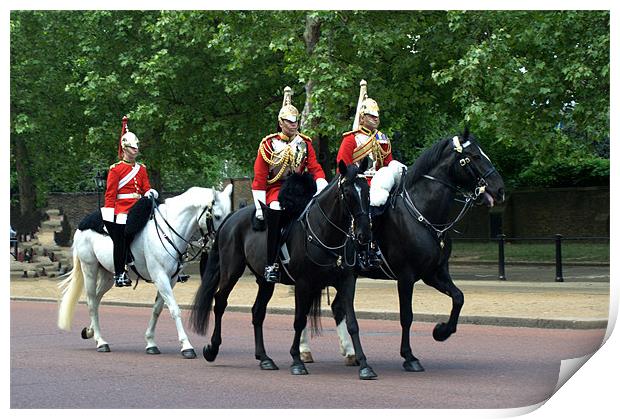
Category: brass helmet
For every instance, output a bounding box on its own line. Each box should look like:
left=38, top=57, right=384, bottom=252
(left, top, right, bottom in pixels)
left=277, top=86, right=299, bottom=123
left=117, top=115, right=139, bottom=158
left=353, top=80, right=380, bottom=130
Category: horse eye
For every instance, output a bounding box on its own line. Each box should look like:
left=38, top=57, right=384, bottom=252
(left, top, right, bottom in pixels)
left=215, top=215, right=221, bottom=220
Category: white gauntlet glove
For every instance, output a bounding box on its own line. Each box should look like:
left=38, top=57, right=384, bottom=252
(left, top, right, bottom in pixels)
left=252, top=190, right=266, bottom=220
left=145, top=189, right=159, bottom=199
left=314, top=178, right=328, bottom=196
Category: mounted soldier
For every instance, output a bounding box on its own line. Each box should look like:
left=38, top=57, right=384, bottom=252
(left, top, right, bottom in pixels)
left=251, top=86, right=328, bottom=283
left=101, top=116, right=158, bottom=287
left=336, top=80, right=407, bottom=269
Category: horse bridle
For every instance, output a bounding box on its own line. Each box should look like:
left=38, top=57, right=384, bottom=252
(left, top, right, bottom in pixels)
left=401, top=136, right=498, bottom=246
left=302, top=174, right=369, bottom=268
left=151, top=196, right=217, bottom=264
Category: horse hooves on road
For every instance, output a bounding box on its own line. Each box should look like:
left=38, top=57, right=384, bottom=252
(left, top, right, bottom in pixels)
left=259, top=359, right=279, bottom=370
left=403, top=359, right=425, bottom=372
left=181, top=349, right=197, bottom=359
left=96, top=344, right=110, bottom=353
left=300, top=352, right=314, bottom=363
left=290, top=363, right=309, bottom=375
left=81, top=327, right=93, bottom=340
left=359, top=366, right=378, bottom=380
left=432, top=323, right=455, bottom=342
left=344, top=355, right=360, bottom=366
left=203, top=345, right=218, bottom=362
left=145, top=346, right=161, bottom=355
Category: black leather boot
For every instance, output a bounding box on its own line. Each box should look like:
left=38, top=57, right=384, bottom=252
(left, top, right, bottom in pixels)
left=263, top=206, right=282, bottom=283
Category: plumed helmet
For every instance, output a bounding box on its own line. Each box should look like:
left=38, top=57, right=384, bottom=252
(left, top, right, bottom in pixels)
left=277, top=86, right=299, bottom=123
left=117, top=115, right=140, bottom=158
left=352, top=80, right=380, bottom=130
left=360, top=98, right=380, bottom=118
left=121, top=131, right=139, bottom=149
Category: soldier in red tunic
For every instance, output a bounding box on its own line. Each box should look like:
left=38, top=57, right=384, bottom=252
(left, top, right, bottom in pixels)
left=251, top=87, right=328, bottom=282
left=336, top=80, right=406, bottom=269
left=101, top=116, right=158, bottom=287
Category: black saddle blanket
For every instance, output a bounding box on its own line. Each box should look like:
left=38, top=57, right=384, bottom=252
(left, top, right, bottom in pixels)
left=77, top=197, right=154, bottom=239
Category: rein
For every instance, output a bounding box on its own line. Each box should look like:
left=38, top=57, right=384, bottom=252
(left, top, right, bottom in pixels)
left=298, top=176, right=366, bottom=270
left=150, top=197, right=216, bottom=271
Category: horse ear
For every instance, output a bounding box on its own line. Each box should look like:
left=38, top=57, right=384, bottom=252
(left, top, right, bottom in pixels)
left=338, top=160, right=348, bottom=176
left=463, top=125, right=470, bottom=141
left=222, top=183, right=233, bottom=198
left=358, top=157, right=369, bottom=174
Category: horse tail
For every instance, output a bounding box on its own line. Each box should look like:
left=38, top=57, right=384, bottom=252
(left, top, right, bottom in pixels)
left=308, top=288, right=323, bottom=337
left=190, top=230, right=221, bottom=335
left=57, top=245, right=85, bottom=331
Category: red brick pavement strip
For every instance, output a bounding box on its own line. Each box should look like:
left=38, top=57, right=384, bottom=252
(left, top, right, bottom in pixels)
left=10, top=273, right=609, bottom=329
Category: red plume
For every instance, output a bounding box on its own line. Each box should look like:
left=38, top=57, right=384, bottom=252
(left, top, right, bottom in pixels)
left=118, top=115, right=128, bottom=159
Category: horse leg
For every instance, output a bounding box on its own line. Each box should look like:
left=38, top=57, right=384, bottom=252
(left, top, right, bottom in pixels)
left=299, top=326, right=314, bottom=363
left=203, top=272, right=240, bottom=363
left=337, top=275, right=377, bottom=380
left=252, top=278, right=278, bottom=370
left=144, top=292, right=165, bottom=354
left=82, top=264, right=112, bottom=352
left=397, top=276, right=424, bottom=372
left=153, top=275, right=196, bottom=359
left=425, top=266, right=464, bottom=342
left=289, top=287, right=314, bottom=376
left=331, top=291, right=357, bottom=366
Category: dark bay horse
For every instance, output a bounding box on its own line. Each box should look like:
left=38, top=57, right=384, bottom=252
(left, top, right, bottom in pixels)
left=190, top=161, right=379, bottom=379
left=319, top=130, right=506, bottom=372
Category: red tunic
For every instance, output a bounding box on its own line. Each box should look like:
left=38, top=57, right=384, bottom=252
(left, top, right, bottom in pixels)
left=336, top=128, right=393, bottom=184
left=252, top=132, right=326, bottom=204
left=104, top=161, right=152, bottom=215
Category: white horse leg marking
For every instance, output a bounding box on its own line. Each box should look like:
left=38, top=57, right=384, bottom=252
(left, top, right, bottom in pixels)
left=82, top=263, right=108, bottom=348
left=299, top=327, right=312, bottom=353
left=337, top=319, right=355, bottom=356
left=145, top=293, right=165, bottom=350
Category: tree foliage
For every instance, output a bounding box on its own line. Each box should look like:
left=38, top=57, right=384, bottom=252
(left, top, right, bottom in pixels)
left=10, top=10, right=609, bottom=213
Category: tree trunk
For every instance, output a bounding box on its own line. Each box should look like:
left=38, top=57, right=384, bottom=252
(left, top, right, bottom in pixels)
left=12, top=135, right=37, bottom=215
left=300, top=14, right=321, bottom=131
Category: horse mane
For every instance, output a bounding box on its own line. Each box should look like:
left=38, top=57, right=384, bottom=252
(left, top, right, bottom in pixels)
left=164, top=187, right=215, bottom=210
left=404, top=137, right=451, bottom=189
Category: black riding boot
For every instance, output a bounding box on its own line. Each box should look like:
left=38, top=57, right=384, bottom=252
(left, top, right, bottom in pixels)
left=263, top=207, right=283, bottom=283
left=104, top=221, right=132, bottom=287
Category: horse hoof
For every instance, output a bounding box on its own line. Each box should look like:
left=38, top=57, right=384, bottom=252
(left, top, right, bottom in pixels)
left=344, top=355, right=360, bottom=366
left=203, top=345, right=218, bottom=362
left=260, top=359, right=279, bottom=370
left=359, top=366, right=378, bottom=380
left=403, top=359, right=425, bottom=372
left=432, top=323, right=454, bottom=342
left=145, top=346, right=161, bottom=355
left=182, top=349, right=197, bottom=359
left=81, top=327, right=93, bottom=340
left=300, top=352, right=314, bottom=363
left=290, top=363, right=308, bottom=375
left=97, top=344, right=110, bottom=353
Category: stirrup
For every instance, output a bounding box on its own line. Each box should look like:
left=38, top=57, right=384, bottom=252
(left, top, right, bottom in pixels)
left=264, top=264, right=281, bottom=283
left=114, top=272, right=132, bottom=288
left=177, top=273, right=190, bottom=283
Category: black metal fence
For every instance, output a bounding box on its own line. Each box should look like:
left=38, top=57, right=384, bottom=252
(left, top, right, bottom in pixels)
left=453, top=235, right=609, bottom=282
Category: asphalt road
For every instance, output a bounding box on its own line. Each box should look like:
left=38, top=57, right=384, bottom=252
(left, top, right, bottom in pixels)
left=11, top=300, right=606, bottom=409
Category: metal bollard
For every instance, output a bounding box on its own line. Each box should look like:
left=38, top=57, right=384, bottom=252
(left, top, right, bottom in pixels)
left=498, top=234, right=506, bottom=280
left=555, top=234, right=564, bottom=282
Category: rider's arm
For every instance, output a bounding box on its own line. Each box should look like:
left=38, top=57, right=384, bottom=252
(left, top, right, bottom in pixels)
left=102, top=166, right=120, bottom=222
left=336, top=134, right=355, bottom=166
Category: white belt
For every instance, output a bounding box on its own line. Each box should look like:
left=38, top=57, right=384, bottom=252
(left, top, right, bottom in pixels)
left=117, top=193, right=142, bottom=199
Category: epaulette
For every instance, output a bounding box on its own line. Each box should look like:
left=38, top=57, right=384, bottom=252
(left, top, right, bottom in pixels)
left=341, top=130, right=357, bottom=137
left=298, top=133, right=313, bottom=142
left=260, top=133, right=280, bottom=144
left=109, top=161, right=121, bottom=169
left=140, top=162, right=146, bottom=168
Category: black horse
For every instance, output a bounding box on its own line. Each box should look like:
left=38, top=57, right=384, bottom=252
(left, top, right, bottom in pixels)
left=190, top=160, right=379, bottom=380
left=322, top=130, right=506, bottom=372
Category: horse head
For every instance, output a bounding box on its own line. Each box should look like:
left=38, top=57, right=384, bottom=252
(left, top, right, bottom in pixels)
left=212, top=183, right=233, bottom=230
left=447, top=130, right=505, bottom=207
left=337, top=159, right=372, bottom=246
